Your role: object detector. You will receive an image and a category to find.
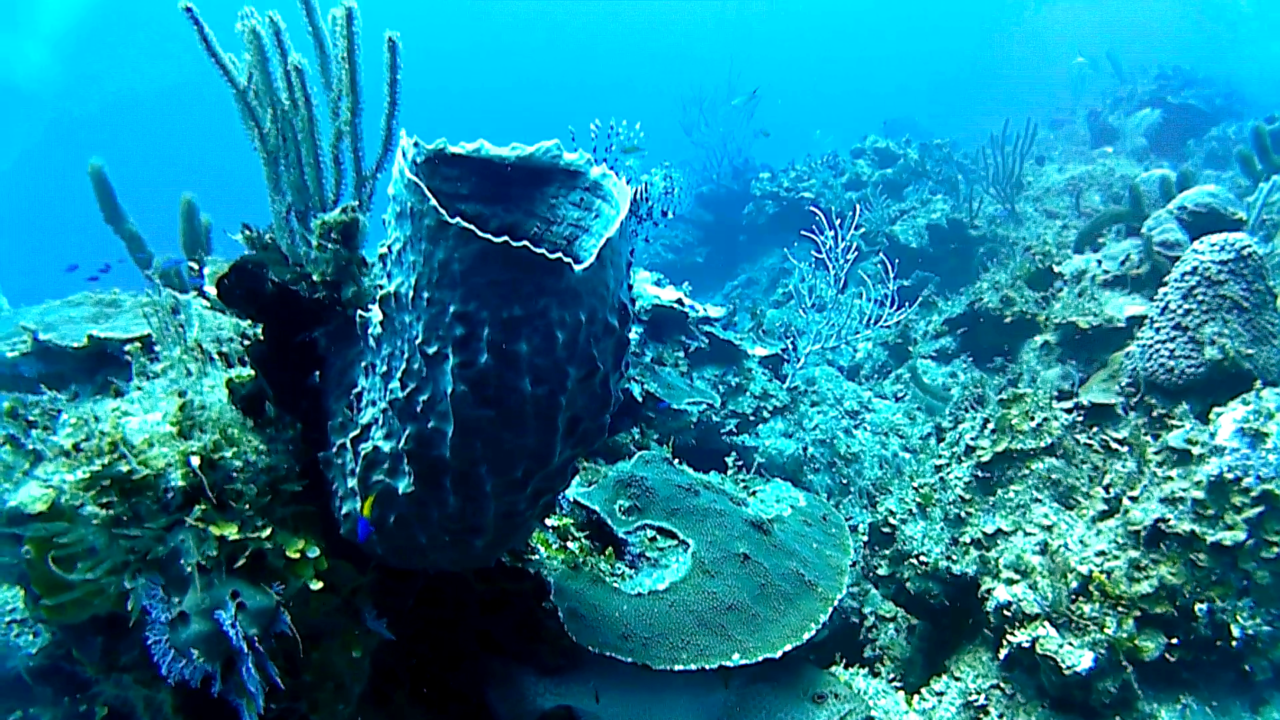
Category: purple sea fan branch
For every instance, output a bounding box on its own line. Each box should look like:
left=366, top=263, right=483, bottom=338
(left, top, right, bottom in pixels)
left=140, top=581, right=215, bottom=689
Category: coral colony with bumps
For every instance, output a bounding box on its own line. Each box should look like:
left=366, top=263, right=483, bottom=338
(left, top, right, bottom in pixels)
left=6, top=5, right=1280, bottom=720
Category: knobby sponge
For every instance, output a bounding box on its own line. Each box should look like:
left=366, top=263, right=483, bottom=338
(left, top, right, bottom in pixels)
left=327, top=133, right=634, bottom=570
left=547, top=451, right=854, bottom=670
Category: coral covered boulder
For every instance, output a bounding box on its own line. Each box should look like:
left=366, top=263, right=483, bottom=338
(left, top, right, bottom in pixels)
left=1129, top=231, right=1280, bottom=402
left=546, top=452, right=853, bottom=670
left=328, top=133, right=634, bottom=570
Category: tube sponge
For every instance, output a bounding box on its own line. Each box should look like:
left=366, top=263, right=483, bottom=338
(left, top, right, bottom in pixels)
left=87, top=159, right=155, bottom=273
left=178, top=192, right=212, bottom=268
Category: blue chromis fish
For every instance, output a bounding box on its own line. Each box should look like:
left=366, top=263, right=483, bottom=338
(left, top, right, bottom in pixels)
left=357, top=493, right=377, bottom=543
left=731, top=86, right=760, bottom=108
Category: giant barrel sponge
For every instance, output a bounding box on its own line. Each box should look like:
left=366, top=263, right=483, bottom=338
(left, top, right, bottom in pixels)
left=328, top=133, right=634, bottom=570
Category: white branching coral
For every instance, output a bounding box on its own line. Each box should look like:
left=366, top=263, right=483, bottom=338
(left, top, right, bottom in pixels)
left=781, top=204, right=917, bottom=386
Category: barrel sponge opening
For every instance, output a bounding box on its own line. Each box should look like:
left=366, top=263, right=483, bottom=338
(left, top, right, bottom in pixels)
left=546, top=452, right=854, bottom=671
left=397, top=136, right=630, bottom=269
left=328, top=133, right=634, bottom=571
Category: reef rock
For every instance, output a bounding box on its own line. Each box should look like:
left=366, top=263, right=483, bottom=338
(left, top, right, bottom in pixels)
left=0, top=291, right=150, bottom=395
left=1139, top=184, right=1247, bottom=261
left=487, top=650, right=861, bottom=720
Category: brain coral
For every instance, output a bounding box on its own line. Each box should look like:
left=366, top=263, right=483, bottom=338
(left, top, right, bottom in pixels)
left=1130, top=231, right=1280, bottom=399
left=547, top=452, right=853, bottom=670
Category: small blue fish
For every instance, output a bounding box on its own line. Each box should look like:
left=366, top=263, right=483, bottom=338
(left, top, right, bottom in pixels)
left=85, top=275, right=100, bottom=283
left=362, top=606, right=396, bottom=641
left=63, top=263, right=79, bottom=273
left=357, top=492, right=377, bottom=543
left=730, top=87, right=760, bottom=109
left=655, top=400, right=671, bottom=410
left=158, top=257, right=203, bottom=286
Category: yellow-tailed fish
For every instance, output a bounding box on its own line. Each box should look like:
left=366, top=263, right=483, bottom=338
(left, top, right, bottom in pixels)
left=357, top=492, right=377, bottom=543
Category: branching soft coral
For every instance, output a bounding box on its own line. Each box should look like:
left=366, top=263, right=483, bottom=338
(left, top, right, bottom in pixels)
left=178, top=0, right=401, bottom=262
left=780, top=205, right=918, bottom=386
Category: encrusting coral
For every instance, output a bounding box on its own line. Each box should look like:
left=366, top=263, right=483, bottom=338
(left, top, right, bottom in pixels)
left=0, top=285, right=388, bottom=720
left=536, top=451, right=854, bottom=671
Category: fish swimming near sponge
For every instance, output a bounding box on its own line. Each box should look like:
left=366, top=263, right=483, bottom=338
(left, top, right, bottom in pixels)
left=357, top=492, right=378, bottom=543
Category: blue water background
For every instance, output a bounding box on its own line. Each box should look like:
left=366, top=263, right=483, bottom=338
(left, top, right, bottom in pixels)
left=2, top=0, right=1278, bottom=306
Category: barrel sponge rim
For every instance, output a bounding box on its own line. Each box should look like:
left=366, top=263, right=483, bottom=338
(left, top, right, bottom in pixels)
left=547, top=452, right=854, bottom=671
left=391, top=130, right=632, bottom=272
